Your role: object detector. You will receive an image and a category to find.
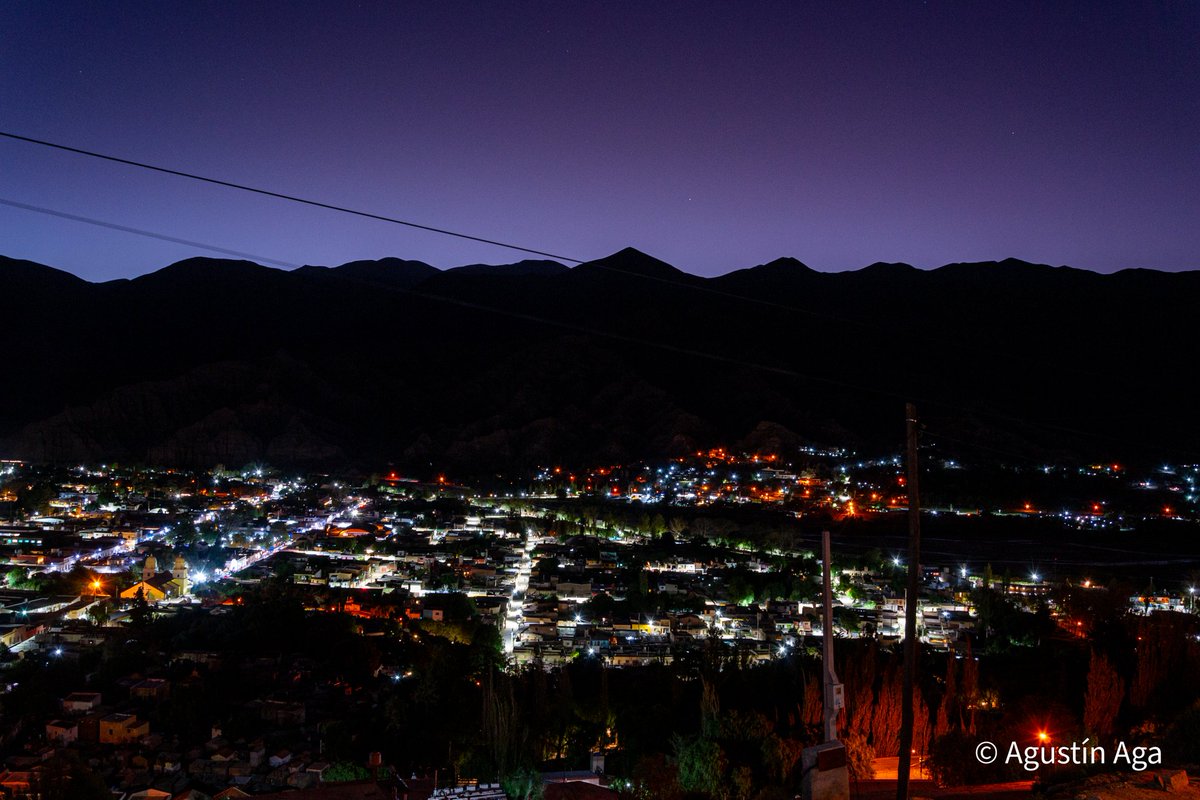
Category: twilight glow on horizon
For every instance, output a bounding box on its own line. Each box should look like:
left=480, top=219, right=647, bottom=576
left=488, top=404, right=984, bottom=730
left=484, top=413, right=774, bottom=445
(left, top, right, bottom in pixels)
left=1, top=1, right=1198, bottom=281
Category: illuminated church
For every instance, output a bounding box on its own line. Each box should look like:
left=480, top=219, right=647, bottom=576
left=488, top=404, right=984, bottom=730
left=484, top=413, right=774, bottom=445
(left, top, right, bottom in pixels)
left=119, top=554, right=190, bottom=603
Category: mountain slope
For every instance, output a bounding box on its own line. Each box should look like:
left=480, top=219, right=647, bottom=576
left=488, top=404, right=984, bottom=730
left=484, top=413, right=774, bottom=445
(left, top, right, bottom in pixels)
left=1, top=251, right=1196, bottom=470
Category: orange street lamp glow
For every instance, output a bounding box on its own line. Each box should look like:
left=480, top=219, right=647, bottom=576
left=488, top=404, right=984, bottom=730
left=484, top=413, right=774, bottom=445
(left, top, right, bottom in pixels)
left=1037, top=731, right=1050, bottom=744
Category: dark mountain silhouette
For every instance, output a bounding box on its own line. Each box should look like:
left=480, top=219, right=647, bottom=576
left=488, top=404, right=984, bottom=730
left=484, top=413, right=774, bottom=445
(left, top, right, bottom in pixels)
left=0, top=256, right=88, bottom=290
left=294, top=257, right=440, bottom=289
left=0, top=249, right=1196, bottom=471
left=448, top=259, right=568, bottom=277
left=569, top=246, right=696, bottom=283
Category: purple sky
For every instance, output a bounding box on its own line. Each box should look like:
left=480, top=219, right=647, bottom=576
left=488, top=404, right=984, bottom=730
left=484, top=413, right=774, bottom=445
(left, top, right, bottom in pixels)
left=2, top=2, right=1198, bottom=281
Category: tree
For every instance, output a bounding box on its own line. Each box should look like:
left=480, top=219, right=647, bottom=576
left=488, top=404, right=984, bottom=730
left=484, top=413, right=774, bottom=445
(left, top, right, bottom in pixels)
left=6, top=567, right=32, bottom=589
left=727, top=573, right=755, bottom=606
left=1083, top=649, right=1124, bottom=739
left=759, top=732, right=804, bottom=784
left=172, top=520, right=200, bottom=548
left=129, top=587, right=151, bottom=628
left=583, top=592, right=615, bottom=621
left=323, top=762, right=369, bottom=783
left=842, top=732, right=875, bottom=779
left=1164, top=702, right=1200, bottom=764
left=483, top=670, right=528, bottom=780
left=471, top=624, right=505, bottom=675
left=16, top=482, right=54, bottom=515
left=87, top=601, right=111, bottom=627
left=1129, top=612, right=1194, bottom=713
left=672, top=735, right=726, bottom=797
left=731, top=765, right=754, bottom=800
left=701, top=677, right=721, bottom=737
left=500, top=767, right=544, bottom=800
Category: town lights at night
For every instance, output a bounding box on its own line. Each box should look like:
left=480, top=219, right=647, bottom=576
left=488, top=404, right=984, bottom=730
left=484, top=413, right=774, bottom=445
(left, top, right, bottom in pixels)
left=0, top=2, right=1195, bottom=796
left=0, top=449, right=1195, bottom=797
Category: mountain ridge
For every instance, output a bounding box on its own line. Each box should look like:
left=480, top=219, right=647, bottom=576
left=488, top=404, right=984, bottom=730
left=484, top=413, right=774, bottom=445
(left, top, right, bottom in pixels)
left=6, top=251, right=1197, bottom=286
left=1, top=249, right=1196, bottom=471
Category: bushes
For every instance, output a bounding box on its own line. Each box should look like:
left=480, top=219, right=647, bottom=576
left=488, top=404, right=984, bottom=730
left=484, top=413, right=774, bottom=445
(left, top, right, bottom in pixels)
left=1164, top=702, right=1200, bottom=765
left=927, top=731, right=1017, bottom=786
left=842, top=732, right=875, bottom=780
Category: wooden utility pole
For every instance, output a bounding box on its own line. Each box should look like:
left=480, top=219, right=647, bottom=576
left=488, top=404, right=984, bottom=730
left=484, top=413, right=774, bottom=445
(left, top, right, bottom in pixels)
left=801, top=531, right=850, bottom=800
left=897, top=402, right=922, bottom=800
left=821, top=530, right=842, bottom=743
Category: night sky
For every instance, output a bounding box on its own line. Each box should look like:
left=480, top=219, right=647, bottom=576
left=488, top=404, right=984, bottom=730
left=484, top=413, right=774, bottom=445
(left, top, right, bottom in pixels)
left=2, top=2, right=1197, bottom=281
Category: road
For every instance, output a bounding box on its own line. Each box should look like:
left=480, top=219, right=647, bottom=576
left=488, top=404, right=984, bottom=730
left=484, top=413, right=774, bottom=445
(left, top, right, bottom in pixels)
left=504, top=530, right=536, bottom=655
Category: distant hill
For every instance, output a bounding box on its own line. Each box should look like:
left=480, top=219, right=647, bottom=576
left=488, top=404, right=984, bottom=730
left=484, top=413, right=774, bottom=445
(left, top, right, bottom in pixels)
left=1, top=249, right=1196, bottom=471
left=447, top=259, right=568, bottom=277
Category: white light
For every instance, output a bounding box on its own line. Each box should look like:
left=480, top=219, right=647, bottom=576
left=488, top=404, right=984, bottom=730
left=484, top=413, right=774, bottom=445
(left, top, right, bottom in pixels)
left=1031, top=573, right=1040, bottom=582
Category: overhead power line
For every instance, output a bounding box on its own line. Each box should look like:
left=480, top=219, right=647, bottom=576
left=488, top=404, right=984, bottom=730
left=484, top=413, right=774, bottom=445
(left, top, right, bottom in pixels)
left=0, top=129, right=1097, bottom=347
left=2, top=131, right=1191, bottom=460
left=0, top=195, right=852, bottom=386
left=0, top=198, right=300, bottom=268
left=0, top=130, right=582, bottom=264
left=0, top=129, right=955, bottom=331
